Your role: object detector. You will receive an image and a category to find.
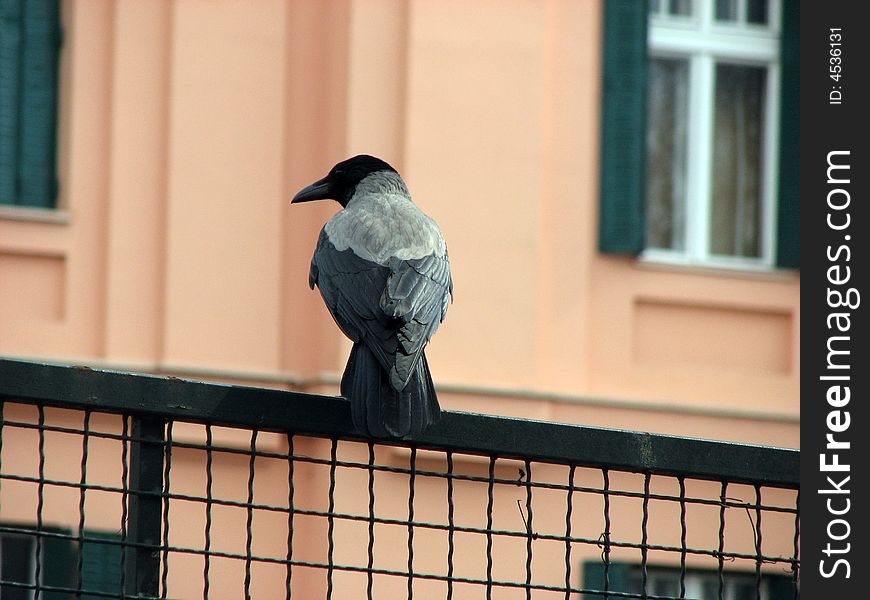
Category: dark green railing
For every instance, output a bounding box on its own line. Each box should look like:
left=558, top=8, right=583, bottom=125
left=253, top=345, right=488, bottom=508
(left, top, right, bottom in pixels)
left=0, top=358, right=799, bottom=599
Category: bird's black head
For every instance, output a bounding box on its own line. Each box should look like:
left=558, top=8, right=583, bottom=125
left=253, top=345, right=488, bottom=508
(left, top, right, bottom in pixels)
left=291, top=154, right=398, bottom=208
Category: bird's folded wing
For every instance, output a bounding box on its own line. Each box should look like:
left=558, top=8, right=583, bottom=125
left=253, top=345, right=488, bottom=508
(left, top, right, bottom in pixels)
left=310, top=229, right=452, bottom=388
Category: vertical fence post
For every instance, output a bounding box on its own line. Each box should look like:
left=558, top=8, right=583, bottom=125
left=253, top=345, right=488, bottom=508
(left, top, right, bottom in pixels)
left=125, top=416, right=165, bottom=598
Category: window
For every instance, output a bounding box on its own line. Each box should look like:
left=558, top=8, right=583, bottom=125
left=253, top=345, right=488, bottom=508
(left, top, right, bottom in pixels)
left=0, top=527, right=121, bottom=597
left=0, top=0, right=62, bottom=209
left=632, top=567, right=783, bottom=600
left=584, top=561, right=796, bottom=600
left=599, top=0, right=798, bottom=270
left=646, top=0, right=779, bottom=268
left=1, top=532, right=35, bottom=599
left=0, top=527, right=74, bottom=597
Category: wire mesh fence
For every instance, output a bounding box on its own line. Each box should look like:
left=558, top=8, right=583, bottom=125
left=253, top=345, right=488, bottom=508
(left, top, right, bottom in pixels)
left=0, top=359, right=799, bottom=599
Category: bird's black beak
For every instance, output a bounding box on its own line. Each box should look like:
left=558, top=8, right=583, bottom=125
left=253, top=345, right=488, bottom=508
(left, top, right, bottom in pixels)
left=291, top=175, right=333, bottom=203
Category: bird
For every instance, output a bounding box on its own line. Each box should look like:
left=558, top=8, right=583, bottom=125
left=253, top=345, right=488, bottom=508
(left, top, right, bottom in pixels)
left=291, top=155, right=452, bottom=438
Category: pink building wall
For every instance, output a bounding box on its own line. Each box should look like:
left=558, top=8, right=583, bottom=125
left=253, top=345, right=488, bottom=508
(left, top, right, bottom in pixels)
left=0, top=0, right=799, bottom=443
left=0, top=1, right=799, bottom=597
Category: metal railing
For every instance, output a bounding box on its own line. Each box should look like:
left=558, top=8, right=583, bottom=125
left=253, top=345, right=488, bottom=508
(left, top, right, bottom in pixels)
left=0, top=358, right=799, bottom=599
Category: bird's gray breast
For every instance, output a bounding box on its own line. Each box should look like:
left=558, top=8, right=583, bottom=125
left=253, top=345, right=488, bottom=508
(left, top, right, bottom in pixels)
left=324, top=194, right=447, bottom=265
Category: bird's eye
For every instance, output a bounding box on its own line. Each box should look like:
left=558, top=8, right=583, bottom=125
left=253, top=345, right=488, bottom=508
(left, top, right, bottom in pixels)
left=333, top=169, right=345, bottom=179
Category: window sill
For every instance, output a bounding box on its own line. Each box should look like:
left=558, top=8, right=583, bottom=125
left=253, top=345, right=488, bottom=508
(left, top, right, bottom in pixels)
left=638, top=251, right=799, bottom=281
left=0, top=205, right=70, bottom=225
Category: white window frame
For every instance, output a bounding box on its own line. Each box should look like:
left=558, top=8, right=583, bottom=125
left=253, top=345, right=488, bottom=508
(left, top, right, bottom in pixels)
left=643, top=0, right=782, bottom=271
left=646, top=569, right=775, bottom=600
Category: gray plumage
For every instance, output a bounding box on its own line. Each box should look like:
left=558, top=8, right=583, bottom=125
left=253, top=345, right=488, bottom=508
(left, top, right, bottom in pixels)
left=292, top=155, right=452, bottom=438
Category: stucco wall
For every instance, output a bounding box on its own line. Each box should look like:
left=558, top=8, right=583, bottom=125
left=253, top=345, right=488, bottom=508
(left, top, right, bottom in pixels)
left=0, top=0, right=799, bottom=444
left=0, top=1, right=800, bottom=597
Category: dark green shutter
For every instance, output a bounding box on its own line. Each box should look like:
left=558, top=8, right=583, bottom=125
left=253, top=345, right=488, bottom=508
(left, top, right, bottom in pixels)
left=0, top=0, right=23, bottom=202
left=81, top=531, right=123, bottom=599
left=41, top=528, right=74, bottom=600
left=40, top=529, right=123, bottom=598
left=775, top=0, right=799, bottom=269
left=582, top=560, right=634, bottom=598
left=0, top=0, right=60, bottom=208
left=767, top=573, right=799, bottom=600
left=598, top=0, right=648, bottom=255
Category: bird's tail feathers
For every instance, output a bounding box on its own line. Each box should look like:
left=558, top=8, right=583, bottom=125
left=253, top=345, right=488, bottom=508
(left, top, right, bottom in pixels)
left=342, top=344, right=440, bottom=438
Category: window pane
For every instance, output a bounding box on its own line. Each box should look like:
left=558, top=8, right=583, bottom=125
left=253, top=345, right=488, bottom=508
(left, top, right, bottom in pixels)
left=646, top=58, right=689, bottom=251
left=652, top=577, right=680, bottom=597
left=732, top=580, right=758, bottom=600
left=649, top=0, right=662, bottom=15
left=669, top=0, right=693, bottom=16
left=715, top=0, right=738, bottom=21
left=711, top=64, right=766, bottom=258
left=701, top=578, right=719, bottom=599
left=747, top=0, right=769, bottom=24
left=1, top=534, right=35, bottom=600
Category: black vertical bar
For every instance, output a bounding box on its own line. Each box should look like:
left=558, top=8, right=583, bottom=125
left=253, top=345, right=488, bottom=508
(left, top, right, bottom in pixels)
left=76, top=410, right=91, bottom=597
left=602, top=469, right=611, bottom=598
left=641, top=473, right=651, bottom=600
left=754, top=484, right=763, bottom=600
left=203, top=425, right=214, bottom=600
left=286, top=434, right=295, bottom=600
left=35, top=406, right=46, bottom=600
left=125, top=416, right=165, bottom=599
left=0, top=401, right=4, bottom=519
left=119, top=416, right=130, bottom=597
left=407, top=447, right=416, bottom=600
left=244, top=429, right=258, bottom=600
left=160, top=422, right=174, bottom=599
left=678, top=477, right=687, bottom=599
left=524, top=460, right=533, bottom=600
left=366, top=442, right=375, bottom=600
left=792, top=490, right=800, bottom=600
left=485, top=456, right=495, bottom=600
left=564, top=464, right=575, bottom=600
left=326, top=439, right=337, bottom=600
left=445, top=452, right=455, bottom=600
left=717, top=481, right=727, bottom=600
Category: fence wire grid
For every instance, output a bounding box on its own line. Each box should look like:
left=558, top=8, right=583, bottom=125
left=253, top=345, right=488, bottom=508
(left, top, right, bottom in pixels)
left=0, top=359, right=799, bottom=599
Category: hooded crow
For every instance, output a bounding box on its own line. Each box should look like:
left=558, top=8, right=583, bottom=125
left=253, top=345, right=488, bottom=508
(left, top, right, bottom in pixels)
left=292, top=155, right=452, bottom=438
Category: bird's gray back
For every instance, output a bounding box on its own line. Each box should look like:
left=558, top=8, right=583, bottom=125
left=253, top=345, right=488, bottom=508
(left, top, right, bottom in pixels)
left=323, top=173, right=447, bottom=265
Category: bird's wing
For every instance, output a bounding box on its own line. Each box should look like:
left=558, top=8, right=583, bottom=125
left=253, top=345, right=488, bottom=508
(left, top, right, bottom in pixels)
left=310, top=228, right=451, bottom=389
left=381, top=252, right=451, bottom=386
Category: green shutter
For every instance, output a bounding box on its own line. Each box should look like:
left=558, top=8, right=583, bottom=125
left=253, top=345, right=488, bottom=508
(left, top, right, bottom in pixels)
left=0, top=0, right=23, bottom=203
left=19, top=0, right=60, bottom=207
left=775, top=0, right=799, bottom=269
left=41, top=528, right=75, bottom=600
left=0, top=0, right=59, bottom=208
left=599, top=0, right=648, bottom=255
left=81, top=531, right=124, bottom=599
left=39, top=529, right=123, bottom=598
left=767, top=573, right=798, bottom=600
left=582, top=560, right=634, bottom=598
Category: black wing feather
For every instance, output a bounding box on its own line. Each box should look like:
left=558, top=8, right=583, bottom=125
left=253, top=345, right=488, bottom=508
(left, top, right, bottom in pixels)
left=310, top=229, right=451, bottom=389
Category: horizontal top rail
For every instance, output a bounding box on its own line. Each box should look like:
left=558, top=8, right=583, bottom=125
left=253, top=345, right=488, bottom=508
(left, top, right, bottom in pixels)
left=0, top=358, right=799, bottom=488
